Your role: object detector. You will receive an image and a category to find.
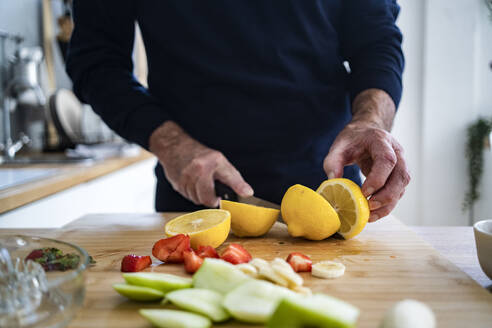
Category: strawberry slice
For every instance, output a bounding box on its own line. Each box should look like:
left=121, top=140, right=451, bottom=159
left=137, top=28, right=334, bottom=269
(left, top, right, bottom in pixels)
left=152, top=234, right=191, bottom=263
left=220, top=243, right=252, bottom=265
left=121, top=254, right=152, bottom=272
left=286, top=252, right=312, bottom=272
left=25, top=249, right=44, bottom=261
left=195, top=245, right=219, bottom=259
left=183, top=249, right=204, bottom=274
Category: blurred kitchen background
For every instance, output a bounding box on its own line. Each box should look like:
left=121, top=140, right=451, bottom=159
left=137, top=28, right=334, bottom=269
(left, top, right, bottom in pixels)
left=0, top=0, right=490, bottom=228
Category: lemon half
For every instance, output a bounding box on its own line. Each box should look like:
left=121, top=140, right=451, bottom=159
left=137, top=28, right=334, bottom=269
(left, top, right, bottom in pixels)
left=220, top=200, right=279, bottom=237
left=165, top=209, right=231, bottom=248
left=281, top=184, right=340, bottom=240
left=316, top=179, right=369, bottom=239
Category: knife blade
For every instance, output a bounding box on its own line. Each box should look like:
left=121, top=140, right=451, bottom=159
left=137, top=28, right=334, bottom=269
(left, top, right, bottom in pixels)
left=214, top=181, right=280, bottom=209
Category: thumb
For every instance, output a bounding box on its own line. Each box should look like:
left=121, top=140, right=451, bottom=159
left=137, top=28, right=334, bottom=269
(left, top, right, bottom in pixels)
left=323, top=143, right=350, bottom=179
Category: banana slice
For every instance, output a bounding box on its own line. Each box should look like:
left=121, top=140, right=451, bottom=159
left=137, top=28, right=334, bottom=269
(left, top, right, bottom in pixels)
left=270, top=258, right=303, bottom=287
left=312, top=261, right=345, bottom=279
left=250, top=258, right=289, bottom=287
left=292, top=285, right=312, bottom=296
left=236, top=263, right=258, bottom=278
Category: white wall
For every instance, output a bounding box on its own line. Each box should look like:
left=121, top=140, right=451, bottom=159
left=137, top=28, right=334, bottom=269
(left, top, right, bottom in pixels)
left=393, top=0, right=492, bottom=226
left=473, top=2, right=492, bottom=223
left=392, top=0, right=425, bottom=225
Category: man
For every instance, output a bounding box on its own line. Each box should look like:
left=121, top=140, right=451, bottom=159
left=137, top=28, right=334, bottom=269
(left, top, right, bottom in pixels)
left=67, top=0, right=410, bottom=222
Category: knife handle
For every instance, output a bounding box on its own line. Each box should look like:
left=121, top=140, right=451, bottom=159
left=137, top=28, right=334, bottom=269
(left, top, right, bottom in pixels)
left=214, top=181, right=238, bottom=202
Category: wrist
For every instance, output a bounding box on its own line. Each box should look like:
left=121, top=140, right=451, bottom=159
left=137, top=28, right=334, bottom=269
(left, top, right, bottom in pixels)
left=350, top=89, right=396, bottom=131
left=149, top=120, right=193, bottom=159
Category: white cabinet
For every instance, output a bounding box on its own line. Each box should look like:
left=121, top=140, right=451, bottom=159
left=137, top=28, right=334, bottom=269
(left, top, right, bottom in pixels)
left=0, top=158, right=157, bottom=228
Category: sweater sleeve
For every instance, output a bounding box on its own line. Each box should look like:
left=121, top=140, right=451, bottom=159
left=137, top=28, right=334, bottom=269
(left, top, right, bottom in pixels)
left=340, top=0, right=404, bottom=108
left=66, top=0, right=170, bottom=149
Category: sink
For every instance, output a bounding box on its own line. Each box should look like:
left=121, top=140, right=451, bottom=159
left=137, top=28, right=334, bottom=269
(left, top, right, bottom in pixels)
left=0, top=168, right=60, bottom=191
left=0, top=154, right=94, bottom=165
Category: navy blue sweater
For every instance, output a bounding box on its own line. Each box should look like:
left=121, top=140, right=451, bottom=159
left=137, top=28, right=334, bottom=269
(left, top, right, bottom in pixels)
left=67, top=0, right=403, bottom=207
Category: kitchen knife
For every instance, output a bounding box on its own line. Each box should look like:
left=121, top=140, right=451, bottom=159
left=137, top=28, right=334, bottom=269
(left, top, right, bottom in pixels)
left=214, top=181, right=280, bottom=209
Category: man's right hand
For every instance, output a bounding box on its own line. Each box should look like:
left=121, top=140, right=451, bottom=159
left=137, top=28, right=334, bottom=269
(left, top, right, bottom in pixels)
left=149, top=121, right=254, bottom=208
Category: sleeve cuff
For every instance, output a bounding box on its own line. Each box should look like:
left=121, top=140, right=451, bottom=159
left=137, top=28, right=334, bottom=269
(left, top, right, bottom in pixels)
left=122, top=104, right=170, bottom=150
left=349, top=68, right=402, bottom=109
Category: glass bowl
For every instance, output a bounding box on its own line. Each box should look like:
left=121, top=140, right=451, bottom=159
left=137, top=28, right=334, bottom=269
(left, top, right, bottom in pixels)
left=0, top=235, right=89, bottom=328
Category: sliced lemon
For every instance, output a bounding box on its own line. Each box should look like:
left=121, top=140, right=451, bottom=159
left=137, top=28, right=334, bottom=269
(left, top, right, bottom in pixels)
left=220, top=200, right=279, bottom=237
left=316, top=178, right=369, bottom=239
left=165, top=209, right=231, bottom=249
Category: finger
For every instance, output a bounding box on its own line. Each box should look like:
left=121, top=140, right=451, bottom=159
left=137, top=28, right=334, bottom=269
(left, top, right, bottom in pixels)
left=368, top=201, right=398, bottom=222
left=323, top=141, right=352, bottom=179
left=184, top=179, right=200, bottom=205
left=361, top=140, right=397, bottom=197
left=196, top=175, right=220, bottom=208
left=215, top=160, right=254, bottom=197
left=368, top=154, right=410, bottom=210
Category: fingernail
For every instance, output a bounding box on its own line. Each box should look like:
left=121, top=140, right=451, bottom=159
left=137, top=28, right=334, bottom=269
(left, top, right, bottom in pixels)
left=328, top=171, right=335, bottom=179
left=369, top=200, right=382, bottom=210
left=369, top=214, right=379, bottom=222
left=213, top=198, right=220, bottom=208
left=242, top=185, right=254, bottom=197
left=364, top=187, right=375, bottom=197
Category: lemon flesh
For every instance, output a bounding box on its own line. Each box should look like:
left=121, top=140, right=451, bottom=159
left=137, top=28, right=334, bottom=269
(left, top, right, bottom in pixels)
left=280, top=184, right=340, bottom=240
left=220, top=200, right=279, bottom=237
left=316, top=178, right=369, bottom=239
left=165, top=209, right=231, bottom=248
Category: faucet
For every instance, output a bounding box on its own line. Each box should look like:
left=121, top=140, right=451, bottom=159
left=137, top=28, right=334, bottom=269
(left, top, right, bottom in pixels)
left=0, top=31, right=45, bottom=161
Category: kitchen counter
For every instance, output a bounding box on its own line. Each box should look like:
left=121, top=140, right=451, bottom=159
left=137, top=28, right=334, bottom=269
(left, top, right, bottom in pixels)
left=0, top=150, right=154, bottom=214
left=412, top=226, right=491, bottom=290
left=1, top=214, right=490, bottom=327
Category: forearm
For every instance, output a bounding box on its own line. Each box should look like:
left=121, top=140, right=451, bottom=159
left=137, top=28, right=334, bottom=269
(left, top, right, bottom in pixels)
left=149, top=121, right=199, bottom=160
left=350, top=89, right=396, bottom=132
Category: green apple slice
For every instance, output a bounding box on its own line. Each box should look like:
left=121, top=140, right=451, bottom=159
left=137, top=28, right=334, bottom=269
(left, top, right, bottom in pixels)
left=222, top=280, right=298, bottom=323
left=192, top=258, right=250, bottom=294
left=113, top=283, right=164, bottom=301
left=123, top=272, right=192, bottom=293
left=139, top=309, right=211, bottom=328
left=166, top=288, right=230, bottom=322
left=267, top=293, right=360, bottom=328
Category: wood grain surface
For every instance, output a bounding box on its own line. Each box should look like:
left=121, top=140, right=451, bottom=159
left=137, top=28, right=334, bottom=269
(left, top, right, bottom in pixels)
left=1, top=213, right=492, bottom=327
left=0, top=151, right=154, bottom=214
left=412, top=226, right=492, bottom=290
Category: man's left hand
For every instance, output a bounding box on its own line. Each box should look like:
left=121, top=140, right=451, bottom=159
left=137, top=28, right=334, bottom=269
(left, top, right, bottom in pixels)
left=323, top=89, right=411, bottom=222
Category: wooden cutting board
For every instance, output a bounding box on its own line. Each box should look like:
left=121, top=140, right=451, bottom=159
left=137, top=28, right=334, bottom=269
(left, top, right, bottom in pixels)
left=3, top=213, right=492, bottom=327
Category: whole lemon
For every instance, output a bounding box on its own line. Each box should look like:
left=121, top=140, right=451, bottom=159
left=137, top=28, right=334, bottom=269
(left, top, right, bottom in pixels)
left=281, top=184, right=340, bottom=240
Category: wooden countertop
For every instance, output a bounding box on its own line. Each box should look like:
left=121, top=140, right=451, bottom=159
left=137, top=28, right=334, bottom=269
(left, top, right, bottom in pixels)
left=1, top=214, right=491, bottom=327
left=0, top=150, right=154, bottom=214
left=411, top=226, right=491, bottom=290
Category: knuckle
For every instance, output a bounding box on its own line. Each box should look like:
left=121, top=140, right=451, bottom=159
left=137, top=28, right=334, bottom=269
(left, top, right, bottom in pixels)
left=190, top=157, right=206, bottom=171
left=209, top=151, right=224, bottom=162
left=180, top=167, right=195, bottom=181
left=393, top=141, right=404, bottom=154
left=399, top=189, right=406, bottom=199
left=372, top=128, right=390, bottom=141
left=401, top=171, right=411, bottom=185
left=369, top=176, right=387, bottom=190
left=381, top=152, right=397, bottom=166
left=378, top=193, right=395, bottom=204
left=377, top=206, right=393, bottom=218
